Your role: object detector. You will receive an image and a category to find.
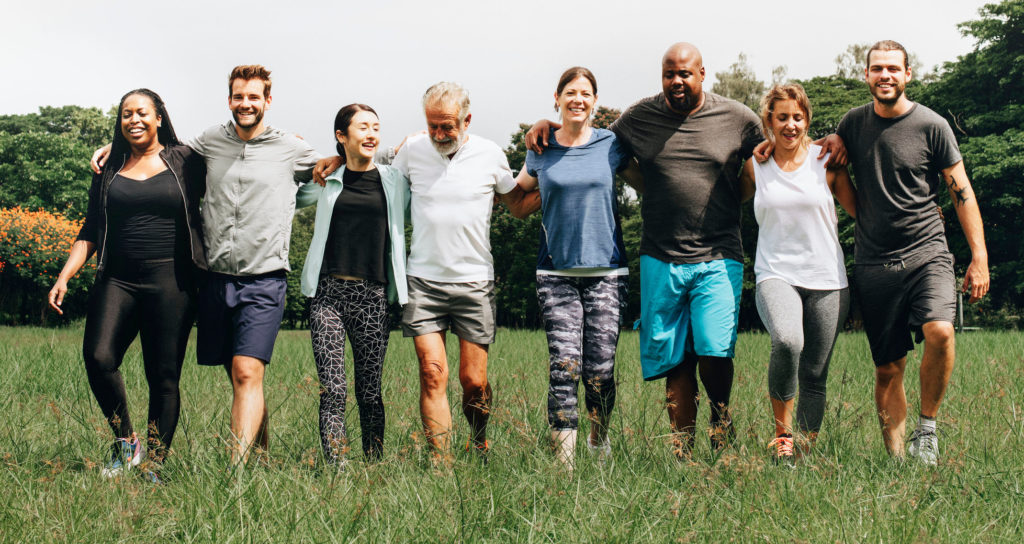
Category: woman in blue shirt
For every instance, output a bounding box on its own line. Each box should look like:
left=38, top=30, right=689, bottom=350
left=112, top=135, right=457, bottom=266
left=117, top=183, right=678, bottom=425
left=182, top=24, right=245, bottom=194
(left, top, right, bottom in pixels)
left=514, top=67, right=641, bottom=468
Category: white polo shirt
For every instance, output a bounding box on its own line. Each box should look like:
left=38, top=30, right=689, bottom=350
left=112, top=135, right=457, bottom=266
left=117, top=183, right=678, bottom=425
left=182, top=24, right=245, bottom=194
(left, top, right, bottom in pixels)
left=393, top=133, right=517, bottom=282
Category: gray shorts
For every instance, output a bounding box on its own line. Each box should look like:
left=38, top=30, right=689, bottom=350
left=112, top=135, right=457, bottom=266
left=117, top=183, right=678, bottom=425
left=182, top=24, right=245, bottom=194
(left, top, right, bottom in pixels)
left=853, top=251, right=956, bottom=366
left=401, top=276, right=496, bottom=344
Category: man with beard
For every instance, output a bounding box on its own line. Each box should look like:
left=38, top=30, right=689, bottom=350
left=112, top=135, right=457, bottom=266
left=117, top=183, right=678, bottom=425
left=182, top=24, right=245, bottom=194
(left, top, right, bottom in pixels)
left=92, top=65, right=320, bottom=464
left=835, top=41, right=988, bottom=465
left=392, top=82, right=536, bottom=458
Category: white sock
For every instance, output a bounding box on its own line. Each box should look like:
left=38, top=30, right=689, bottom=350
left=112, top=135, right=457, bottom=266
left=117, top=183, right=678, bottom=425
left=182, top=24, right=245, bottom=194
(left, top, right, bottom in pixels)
left=917, top=414, right=936, bottom=433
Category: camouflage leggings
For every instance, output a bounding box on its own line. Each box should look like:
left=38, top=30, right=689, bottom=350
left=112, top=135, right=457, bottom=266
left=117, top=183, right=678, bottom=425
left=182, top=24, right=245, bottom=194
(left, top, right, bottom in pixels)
left=537, top=273, right=627, bottom=430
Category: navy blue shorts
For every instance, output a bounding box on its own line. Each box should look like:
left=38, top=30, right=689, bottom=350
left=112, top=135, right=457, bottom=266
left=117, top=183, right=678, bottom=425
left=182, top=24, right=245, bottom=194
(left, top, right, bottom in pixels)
left=196, top=271, right=288, bottom=366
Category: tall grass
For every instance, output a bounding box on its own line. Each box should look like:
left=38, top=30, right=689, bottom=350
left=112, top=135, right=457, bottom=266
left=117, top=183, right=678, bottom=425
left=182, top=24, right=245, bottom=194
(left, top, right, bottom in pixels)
left=1, top=326, right=1022, bottom=542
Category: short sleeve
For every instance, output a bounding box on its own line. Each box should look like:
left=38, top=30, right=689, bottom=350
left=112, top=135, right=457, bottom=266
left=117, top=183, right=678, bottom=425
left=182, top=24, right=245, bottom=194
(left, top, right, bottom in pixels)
left=494, top=150, right=516, bottom=195
left=836, top=111, right=853, bottom=145
left=525, top=149, right=541, bottom=177
left=392, top=144, right=410, bottom=178
left=931, top=117, right=962, bottom=170
left=608, top=135, right=629, bottom=172
left=739, top=105, right=764, bottom=158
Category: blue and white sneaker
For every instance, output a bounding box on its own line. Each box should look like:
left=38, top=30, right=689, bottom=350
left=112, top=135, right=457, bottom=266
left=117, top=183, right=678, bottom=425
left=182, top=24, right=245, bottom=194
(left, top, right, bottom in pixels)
left=101, top=433, right=144, bottom=478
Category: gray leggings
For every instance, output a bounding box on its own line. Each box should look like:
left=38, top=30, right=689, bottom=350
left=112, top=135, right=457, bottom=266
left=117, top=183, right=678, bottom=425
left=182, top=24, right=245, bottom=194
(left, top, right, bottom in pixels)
left=755, top=279, right=849, bottom=433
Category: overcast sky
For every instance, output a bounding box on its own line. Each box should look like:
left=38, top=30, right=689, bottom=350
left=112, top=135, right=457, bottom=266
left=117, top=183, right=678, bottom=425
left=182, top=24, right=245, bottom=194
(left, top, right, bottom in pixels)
left=1, top=0, right=991, bottom=156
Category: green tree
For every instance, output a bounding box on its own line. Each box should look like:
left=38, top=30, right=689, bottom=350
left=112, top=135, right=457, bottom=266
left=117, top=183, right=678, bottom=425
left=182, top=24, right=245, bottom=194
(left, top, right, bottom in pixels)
left=915, top=0, right=1024, bottom=314
left=712, top=53, right=766, bottom=111
left=0, top=132, right=94, bottom=219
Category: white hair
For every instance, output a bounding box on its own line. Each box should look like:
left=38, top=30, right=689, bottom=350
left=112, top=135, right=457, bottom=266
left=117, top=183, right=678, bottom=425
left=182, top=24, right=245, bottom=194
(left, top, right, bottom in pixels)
left=422, top=81, right=471, bottom=121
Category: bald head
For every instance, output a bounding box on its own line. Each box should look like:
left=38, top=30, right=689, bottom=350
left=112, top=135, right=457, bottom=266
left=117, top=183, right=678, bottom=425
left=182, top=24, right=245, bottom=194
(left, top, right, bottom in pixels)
left=663, top=42, right=703, bottom=67
left=661, top=42, right=706, bottom=114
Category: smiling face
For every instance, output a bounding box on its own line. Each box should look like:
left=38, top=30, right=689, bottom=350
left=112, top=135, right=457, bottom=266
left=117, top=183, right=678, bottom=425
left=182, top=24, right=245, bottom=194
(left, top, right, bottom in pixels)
left=865, top=49, right=911, bottom=106
left=662, top=45, right=705, bottom=114
left=768, top=99, right=808, bottom=152
left=229, top=78, right=271, bottom=129
left=556, top=75, right=596, bottom=125
left=119, top=94, right=161, bottom=150
left=425, top=101, right=469, bottom=156
left=337, top=110, right=380, bottom=162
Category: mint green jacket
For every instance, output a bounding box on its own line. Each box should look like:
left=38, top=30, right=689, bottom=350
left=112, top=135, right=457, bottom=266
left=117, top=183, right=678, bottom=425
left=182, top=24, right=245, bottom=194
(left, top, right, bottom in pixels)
left=297, top=164, right=410, bottom=304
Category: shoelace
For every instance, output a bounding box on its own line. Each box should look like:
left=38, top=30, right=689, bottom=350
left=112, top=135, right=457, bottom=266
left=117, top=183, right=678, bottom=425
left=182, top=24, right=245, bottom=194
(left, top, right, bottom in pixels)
left=768, top=436, right=794, bottom=458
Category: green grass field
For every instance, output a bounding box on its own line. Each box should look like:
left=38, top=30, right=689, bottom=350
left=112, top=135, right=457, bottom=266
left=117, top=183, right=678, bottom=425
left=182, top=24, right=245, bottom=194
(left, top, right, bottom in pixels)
left=1, top=325, right=1022, bottom=542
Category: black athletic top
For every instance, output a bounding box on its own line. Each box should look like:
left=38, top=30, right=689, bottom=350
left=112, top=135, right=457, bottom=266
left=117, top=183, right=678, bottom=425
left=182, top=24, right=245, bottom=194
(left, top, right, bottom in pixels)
left=106, top=170, right=187, bottom=260
left=322, top=168, right=389, bottom=283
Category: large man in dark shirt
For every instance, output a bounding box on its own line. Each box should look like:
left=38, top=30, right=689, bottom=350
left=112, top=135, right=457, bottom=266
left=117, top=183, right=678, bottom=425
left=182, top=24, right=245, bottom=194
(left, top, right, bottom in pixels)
left=837, top=41, right=989, bottom=465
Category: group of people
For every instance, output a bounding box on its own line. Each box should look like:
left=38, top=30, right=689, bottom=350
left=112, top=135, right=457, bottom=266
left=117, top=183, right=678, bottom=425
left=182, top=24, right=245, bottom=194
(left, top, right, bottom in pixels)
left=47, top=38, right=989, bottom=481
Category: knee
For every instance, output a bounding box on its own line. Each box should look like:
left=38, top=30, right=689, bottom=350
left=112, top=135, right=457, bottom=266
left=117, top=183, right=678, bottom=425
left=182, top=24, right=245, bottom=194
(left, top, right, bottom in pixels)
left=420, top=359, right=448, bottom=393
left=772, top=335, right=802, bottom=361
left=231, top=364, right=264, bottom=390
left=83, top=344, right=119, bottom=374
left=923, top=322, right=955, bottom=350
left=460, top=373, right=488, bottom=397
left=875, top=362, right=904, bottom=386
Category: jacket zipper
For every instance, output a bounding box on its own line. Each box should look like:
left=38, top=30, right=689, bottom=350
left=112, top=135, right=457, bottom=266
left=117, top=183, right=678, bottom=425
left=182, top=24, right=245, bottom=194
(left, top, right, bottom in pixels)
left=161, top=152, right=196, bottom=263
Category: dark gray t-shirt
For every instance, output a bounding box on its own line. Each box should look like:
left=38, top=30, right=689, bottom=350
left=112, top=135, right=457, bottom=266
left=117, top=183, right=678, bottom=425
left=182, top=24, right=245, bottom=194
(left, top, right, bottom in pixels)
left=611, top=92, right=762, bottom=264
left=837, top=103, right=962, bottom=263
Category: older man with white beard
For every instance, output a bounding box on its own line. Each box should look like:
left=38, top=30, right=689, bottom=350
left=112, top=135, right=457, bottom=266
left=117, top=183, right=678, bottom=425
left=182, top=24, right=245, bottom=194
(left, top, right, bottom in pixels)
left=317, top=82, right=536, bottom=459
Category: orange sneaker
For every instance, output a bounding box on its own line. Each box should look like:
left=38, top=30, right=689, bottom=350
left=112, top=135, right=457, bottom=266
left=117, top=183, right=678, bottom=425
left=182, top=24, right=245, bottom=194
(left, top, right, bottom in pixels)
left=768, top=434, right=795, bottom=466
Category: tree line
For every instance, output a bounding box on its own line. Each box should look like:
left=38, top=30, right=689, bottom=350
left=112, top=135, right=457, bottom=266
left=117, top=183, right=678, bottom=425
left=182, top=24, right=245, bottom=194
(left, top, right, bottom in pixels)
left=2, top=1, right=1021, bottom=329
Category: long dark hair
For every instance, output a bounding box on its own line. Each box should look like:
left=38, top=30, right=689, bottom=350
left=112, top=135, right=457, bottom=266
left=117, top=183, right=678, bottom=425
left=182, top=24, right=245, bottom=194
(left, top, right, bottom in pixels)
left=108, top=88, right=179, bottom=171
left=333, top=103, right=378, bottom=161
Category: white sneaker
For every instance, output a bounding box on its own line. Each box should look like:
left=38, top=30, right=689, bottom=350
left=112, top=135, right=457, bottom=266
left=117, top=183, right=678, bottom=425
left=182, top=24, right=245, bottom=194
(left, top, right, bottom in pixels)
left=587, top=435, right=611, bottom=464
left=907, top=428, right=938, bottom=466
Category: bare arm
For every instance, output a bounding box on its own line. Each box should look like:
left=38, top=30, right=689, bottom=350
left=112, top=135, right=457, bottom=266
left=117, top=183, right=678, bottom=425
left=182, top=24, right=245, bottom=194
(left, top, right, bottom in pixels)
left=524, top=120, right=562, bottom=154
left=620, top=158, right=644, bottom=194
left=826, top=165, right=856, bottom=218
left=738, top=159, right=756, bottom=202
left=942, top=160, right=989, bottom=303
left=312, top=156, right=343, bottom=186
left=815, top=134, right=847, bottom=168
left=48, top=240, right=96, bottom=314
left=499, top=180, right=541, bottom=219
left=90, top=144, right=113, bottom=174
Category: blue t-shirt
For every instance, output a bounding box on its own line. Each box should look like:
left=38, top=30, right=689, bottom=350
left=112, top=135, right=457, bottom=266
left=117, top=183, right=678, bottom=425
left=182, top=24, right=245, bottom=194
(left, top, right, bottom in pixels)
left=525, top=127, right=629, bottom=271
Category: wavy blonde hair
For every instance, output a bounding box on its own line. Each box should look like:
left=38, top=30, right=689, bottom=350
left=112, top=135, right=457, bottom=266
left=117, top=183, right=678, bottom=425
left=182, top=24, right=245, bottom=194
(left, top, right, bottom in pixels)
left=759, top=83, right=812, bottom=147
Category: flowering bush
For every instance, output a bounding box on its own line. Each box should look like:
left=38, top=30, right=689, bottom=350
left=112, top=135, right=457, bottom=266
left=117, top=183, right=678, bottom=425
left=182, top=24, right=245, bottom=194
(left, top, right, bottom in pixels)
left=0, top=206, right=94, bottom=324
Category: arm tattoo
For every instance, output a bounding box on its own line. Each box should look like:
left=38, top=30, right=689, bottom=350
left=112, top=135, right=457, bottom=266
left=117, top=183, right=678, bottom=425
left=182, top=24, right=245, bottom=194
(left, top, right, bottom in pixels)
left=946, top=173, right=970, bottom=207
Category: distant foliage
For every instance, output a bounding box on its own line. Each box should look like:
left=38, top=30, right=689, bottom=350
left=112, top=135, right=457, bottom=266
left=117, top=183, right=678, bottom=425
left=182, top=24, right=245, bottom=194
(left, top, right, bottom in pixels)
left=0, top=207, right=94, bottom=324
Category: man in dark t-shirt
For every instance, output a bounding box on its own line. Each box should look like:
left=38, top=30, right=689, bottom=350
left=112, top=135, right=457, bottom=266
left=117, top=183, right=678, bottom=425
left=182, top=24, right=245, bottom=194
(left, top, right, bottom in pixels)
left=836, top=40, right=989, bottom=465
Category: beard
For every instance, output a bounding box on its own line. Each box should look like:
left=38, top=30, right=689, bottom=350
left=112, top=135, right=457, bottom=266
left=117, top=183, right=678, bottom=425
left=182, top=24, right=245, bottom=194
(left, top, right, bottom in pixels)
left=871, top=82, right=905, bottom=105
left=232, top=107, right=265, bottom=129
left=431, top=135, right=461, bottom=156
left=665, top=89, right=699, bottom=114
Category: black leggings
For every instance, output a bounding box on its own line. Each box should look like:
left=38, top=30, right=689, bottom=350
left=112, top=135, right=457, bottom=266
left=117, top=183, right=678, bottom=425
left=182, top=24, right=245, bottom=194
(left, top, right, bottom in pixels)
left=82, top=258, right=195, bottom=459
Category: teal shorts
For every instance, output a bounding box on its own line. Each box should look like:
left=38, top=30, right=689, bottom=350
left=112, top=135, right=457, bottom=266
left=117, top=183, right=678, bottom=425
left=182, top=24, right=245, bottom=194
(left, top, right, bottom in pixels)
left=636, top=256, right=743, bottom=380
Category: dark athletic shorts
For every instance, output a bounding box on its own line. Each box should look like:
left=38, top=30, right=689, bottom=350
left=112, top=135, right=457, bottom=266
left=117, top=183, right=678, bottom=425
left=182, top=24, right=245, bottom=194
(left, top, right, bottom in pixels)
left=196, top=271, right=287, bottom=366
left=853, top=251, right=955, bottom=366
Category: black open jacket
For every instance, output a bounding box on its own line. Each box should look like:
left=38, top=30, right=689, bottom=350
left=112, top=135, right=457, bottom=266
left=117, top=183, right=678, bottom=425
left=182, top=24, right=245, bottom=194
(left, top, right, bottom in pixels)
left=77, top=144, right=208, bottom=279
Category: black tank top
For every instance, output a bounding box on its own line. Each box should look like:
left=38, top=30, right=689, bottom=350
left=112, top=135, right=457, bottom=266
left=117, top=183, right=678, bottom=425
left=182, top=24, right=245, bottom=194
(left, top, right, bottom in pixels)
left=107, top=169, right=187, bottom=260
left=322, top=168, right=389, bottom=283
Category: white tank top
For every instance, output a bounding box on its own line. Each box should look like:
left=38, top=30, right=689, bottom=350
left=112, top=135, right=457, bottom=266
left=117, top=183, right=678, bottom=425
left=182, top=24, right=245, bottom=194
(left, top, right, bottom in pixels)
left=752, top=144, right=848, bottom=289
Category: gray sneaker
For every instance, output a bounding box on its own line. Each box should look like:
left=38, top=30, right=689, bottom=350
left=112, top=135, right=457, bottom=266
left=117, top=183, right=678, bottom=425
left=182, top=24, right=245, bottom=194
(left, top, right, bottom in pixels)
left=907, top=428, right=939, bottom=466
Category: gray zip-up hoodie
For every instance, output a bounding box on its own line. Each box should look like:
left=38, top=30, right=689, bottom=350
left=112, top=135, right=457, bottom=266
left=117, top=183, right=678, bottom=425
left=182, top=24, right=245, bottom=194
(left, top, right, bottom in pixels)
left=187, top=122, right=320, bottom=276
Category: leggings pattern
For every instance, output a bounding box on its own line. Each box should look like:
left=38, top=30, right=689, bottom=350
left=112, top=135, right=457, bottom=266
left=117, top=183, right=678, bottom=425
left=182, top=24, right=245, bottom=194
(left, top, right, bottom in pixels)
left=755, top=279, right=849, bottom=433
left=537, top=273, right=626, bottom=430
left=310, top=277, right=390, bottom=461
left=82, top=258, right=195, bottom=460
